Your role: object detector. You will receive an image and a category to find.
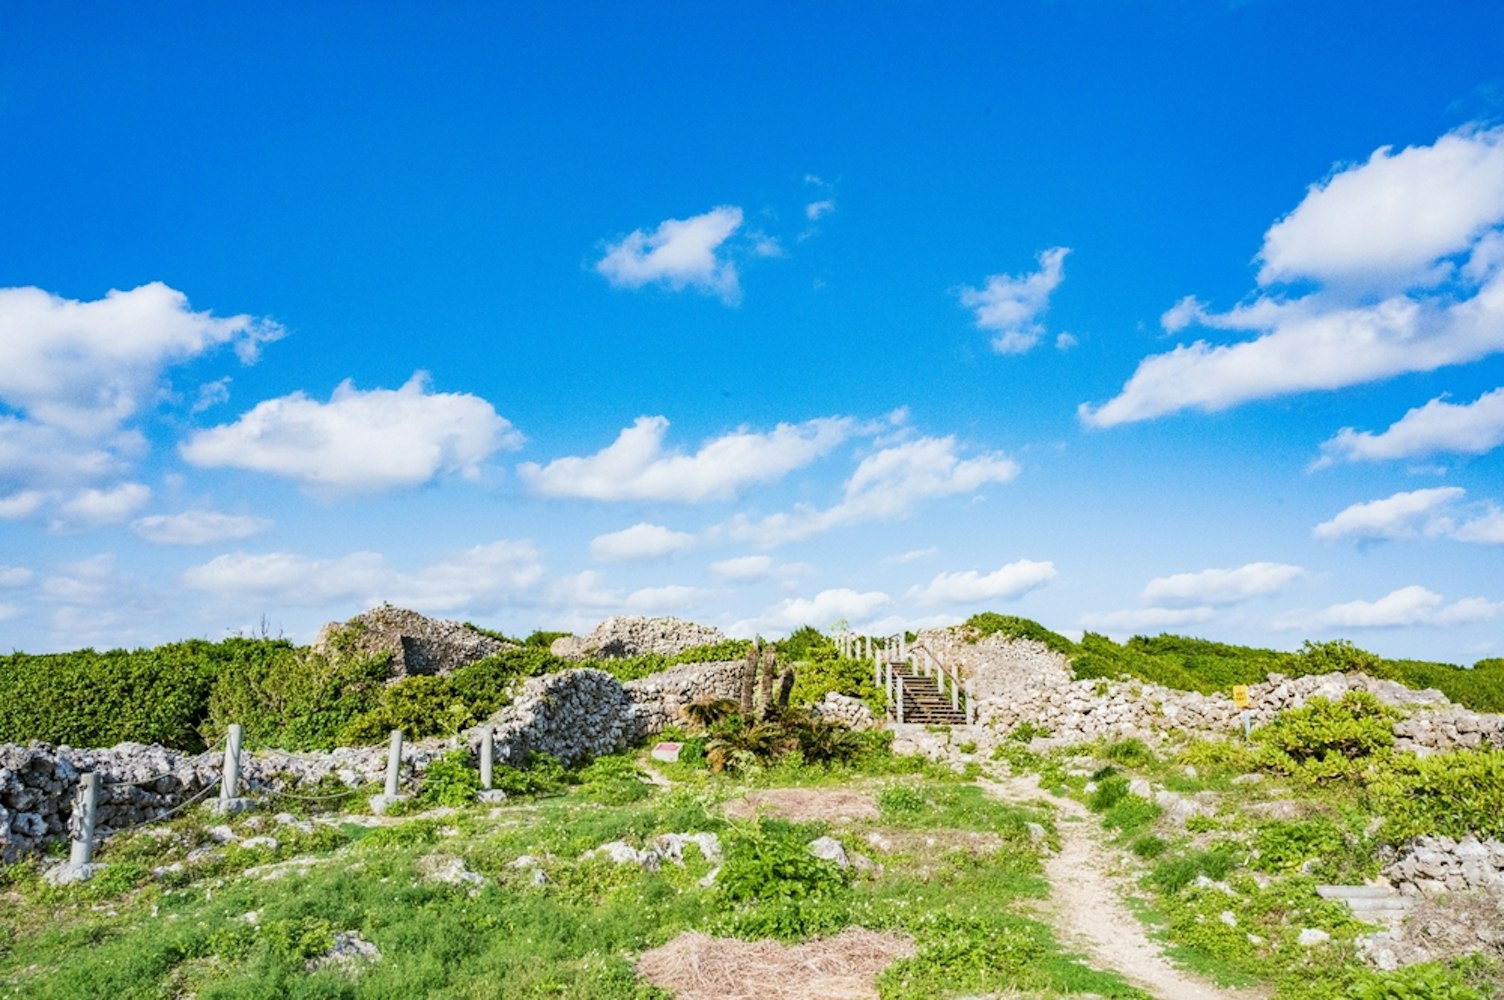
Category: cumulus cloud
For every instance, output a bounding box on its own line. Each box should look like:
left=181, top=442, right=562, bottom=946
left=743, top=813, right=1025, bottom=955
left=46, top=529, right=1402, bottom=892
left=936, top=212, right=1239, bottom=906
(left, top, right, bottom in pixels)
left=182, top=372, right=521, bottom=495
left=131, top=510, right=272, bottom=546
left=0, top=565, right=33, bottom=587
left=1453, top=506, right=1504, bottom=543
left=1273, top=585, right=1504, bottom=630
left=52, top=482, right=151, bottom=531
left=747, top=588, right=893, bottom=633
left=545, top=570, right=705, bottom=617
left=1313, top=487, right=1465, bottom=541
left=520, top=415, right=853, bottom=503
left=1258, top=125, right=1504, bottom=289
left=1141, top=562, right=1306, bottom=607
left=39, top=553, right=137, bottom=607
left=958, top=247, right=1070, bottom=354
left=710, top=555, right=774, bottom=581
left=183, top=539, right=543, bottom=614
left=589, top=522, right=695, bottom=562
left=883, top=547, right=938, bottom=564
left=1081, top=125, right=1504, bottom=427
left=906, top=559, right=1057, bottom=606
left=596, top=205, right=745, bottom=303
left=727, top=435, right=1019, bottom=547
left=0, top=490, right=49, bottom=519
left=0, top=282, right=282, bottom=439
left=1079, top=606, right=1217, bottom=631
left=1316, top=386, right=1504, bottom=466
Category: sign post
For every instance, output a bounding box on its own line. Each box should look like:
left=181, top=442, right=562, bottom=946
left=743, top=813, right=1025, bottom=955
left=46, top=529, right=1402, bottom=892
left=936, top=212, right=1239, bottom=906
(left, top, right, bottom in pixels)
left=1232, top=685, right=1251, bottom=741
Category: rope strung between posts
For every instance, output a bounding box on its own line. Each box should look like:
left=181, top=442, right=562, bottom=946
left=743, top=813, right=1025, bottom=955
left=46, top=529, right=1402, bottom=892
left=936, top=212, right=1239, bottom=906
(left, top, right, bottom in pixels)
left=99, top=739, right=225, bottom=788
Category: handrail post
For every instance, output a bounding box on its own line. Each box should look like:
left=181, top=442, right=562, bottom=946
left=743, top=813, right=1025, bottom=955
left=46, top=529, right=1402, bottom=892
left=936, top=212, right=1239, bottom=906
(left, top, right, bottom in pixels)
left=965, top=680, right=976, bottom=725
left=480, top=728, right=494, bottom=790
left=896, top=675, right=905, bottom=724
left=369, top=729, right=409, bottom=815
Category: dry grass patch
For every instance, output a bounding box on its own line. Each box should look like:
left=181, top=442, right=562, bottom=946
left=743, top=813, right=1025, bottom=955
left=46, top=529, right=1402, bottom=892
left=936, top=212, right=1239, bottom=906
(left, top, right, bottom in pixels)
left=861, top=827, right=1003, bottom=857
left=637, top=927, right=914, bottom=1000
left=722, top=788, right=880, bottom=824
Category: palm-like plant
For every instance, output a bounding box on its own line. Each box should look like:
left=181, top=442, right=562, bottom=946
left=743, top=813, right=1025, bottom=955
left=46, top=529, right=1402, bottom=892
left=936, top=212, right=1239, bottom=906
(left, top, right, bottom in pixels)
left=683, top=697, right=741, bottom=731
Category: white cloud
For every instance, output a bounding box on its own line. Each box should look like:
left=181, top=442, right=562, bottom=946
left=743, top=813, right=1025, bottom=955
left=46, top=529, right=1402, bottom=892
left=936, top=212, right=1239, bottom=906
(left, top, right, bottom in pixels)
left=192, top=377, right=232, bottom=414
left=0, top=282, right=282, bottom=440
left=1258, top=125, right=1504, bottom=290
left=1317, top=386, right=1504, bottom=466
left=906, top=559, right=1057, bottom=606
left=596, top=205, right=745, bottom=303
left=520, top=415, right=853, bottom=503
left=752, top=588, right=892, bottom=632
left=183, top=539, right=544, bottom=614
left=710, top=555, right=774, bottom=581
left=544, top=570, right=705, bottom=618
left=1274, top=585, right=1504, bottom=630
left=0, top=603, right=17, bottom=623
left=1055, top=332, right=1078, bottom=351
left=387, top=540, right=546, bottom=613
left=1454, top=506, right=1504, bottom=543
left=183, top=551, right=387, bottom=605
left=53, top=482, right=151, bottom=530
left=1081, top=125, right=1504, bottom=428
left=1313, top=487, right=1465, bottom=541
left=131, top=510, right=273, bottom=546
left=182, top=372, right=521, bottom=495
left=0, top=415, right=132, bottom=491
left=589, top=522, right=695, bottom=562
left=1079, top=606, right=1217, bottom=631
left=805, top=199, right=836, bottom=221
left=958, top=247, right=1070, bottom=354
left=727, top=435, right=1019, bottom=547
left=1141, top=562, right=1306, bottom=607
left=39, top=553, right=136, bottom=606
left=0, top=490, right=49, bottom=519
left=0, top=565, right=33, bottom=587
left=883, top=547, right=937, bottom=565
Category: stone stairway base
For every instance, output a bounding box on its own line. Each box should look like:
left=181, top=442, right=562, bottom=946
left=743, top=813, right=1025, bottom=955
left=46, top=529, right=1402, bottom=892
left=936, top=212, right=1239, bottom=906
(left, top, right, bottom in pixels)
left=1316, top=885, right=1415, bottom=929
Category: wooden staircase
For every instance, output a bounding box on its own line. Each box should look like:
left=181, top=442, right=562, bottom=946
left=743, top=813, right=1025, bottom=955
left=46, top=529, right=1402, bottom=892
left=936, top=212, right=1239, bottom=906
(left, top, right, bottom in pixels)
left=893, top=666, right=967, bottom=725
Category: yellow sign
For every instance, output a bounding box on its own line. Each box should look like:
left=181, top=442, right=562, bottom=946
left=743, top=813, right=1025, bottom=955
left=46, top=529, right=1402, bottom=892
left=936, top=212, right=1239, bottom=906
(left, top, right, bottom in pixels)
left=1232, top=685, right=1250, bottom=709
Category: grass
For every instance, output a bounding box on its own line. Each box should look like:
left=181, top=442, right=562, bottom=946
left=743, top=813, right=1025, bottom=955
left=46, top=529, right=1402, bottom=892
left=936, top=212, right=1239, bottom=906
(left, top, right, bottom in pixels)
left=0, top=740, right=1121, bottom=1000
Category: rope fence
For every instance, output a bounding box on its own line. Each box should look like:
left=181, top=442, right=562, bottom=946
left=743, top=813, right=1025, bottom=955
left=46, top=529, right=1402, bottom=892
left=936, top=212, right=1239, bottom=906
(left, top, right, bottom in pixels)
left=60, top=724, right=448, bottom=875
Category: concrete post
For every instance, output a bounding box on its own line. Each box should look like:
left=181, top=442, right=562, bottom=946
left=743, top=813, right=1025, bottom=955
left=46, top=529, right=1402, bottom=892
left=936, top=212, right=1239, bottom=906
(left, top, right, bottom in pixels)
left=385, top=729, right=403, bottom=798
left=965, top=681, right=976, bottom=726
left=220, top=723, right=243, bottom=802
left=951, top=669, right=961, bottom=712
left=212, top=723, right=252, bottom=815
left=895, top=675, right=904, bottom=724
left=69, top=772, right=100, bottom=868
left=480, top=728, right=494, bottom=790
left=873, top=655, right=881, bottom=690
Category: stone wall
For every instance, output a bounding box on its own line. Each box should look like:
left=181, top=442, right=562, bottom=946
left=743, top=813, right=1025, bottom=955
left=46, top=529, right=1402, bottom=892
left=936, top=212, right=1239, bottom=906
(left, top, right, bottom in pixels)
left=1385, top=835, right=1504, bottom=895
left=812, top=693, right=879, bottom=730
left=926, top=624, right=1497, bottom=751
left=550, top=616, right=726, bottom=660
left=623, top=660, right=745, bottom=733
left=312, top=606, right=512, bottom=678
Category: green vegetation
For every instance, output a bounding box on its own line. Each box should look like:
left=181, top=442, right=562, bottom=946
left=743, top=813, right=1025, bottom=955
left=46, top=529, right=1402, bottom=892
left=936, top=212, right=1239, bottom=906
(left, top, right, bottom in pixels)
left=962, top=612, right=1074, bottom=655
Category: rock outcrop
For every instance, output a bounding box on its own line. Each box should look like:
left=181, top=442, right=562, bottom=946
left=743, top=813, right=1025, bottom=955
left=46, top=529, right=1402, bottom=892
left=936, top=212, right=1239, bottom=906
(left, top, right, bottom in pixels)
left=313, top=606, right=512, bottom=678
left=550, top=616, right=725, bottom=660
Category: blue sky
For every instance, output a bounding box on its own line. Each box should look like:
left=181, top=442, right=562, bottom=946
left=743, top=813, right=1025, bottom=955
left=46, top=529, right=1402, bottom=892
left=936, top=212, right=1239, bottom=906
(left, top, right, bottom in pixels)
left=2, top=2, right=1503, bottom=662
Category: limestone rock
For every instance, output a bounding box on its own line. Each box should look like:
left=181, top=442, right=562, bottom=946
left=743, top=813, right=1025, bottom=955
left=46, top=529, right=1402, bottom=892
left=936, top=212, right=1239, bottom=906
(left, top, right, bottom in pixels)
left=313, top=605, right=512, bottom=678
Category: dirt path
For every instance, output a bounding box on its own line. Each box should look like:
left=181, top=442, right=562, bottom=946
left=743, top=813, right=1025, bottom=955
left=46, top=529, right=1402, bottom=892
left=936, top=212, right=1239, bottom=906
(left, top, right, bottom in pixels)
left=982, top=773, right=1262, bottom=1000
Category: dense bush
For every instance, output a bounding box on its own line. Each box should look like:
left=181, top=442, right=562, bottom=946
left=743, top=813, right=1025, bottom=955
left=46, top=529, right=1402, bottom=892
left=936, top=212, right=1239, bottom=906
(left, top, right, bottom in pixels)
left=0, top=638, right=293, bottom=751
left=717, top=818, right=851, bottom=939
left=205, top=647, right=392, bottom=751
left=962, top=613, right=1074, bottom=655
left=1371, top=749, right=1504, bottom=842
left=1254, top=692, right=1399, bottom=780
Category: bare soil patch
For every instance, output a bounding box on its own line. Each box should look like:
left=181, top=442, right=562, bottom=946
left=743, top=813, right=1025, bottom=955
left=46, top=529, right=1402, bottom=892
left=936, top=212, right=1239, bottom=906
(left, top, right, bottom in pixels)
left=637, top=927, right=914, bottom=1000
left=721, top=788, right=880, bottom=824
left=860, top=827, right=1003, bottom=857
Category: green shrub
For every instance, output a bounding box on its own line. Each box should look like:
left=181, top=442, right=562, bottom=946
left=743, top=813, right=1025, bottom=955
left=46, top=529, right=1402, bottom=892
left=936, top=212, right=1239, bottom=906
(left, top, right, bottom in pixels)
left=1371, top=750, right=1504, bottom=842
left=575, top=754, right=651, bottom=804
left=716, top=818, right=851, bottom=939
left=1255, top=691, right=1399, bottom=779
left=962, top=613, right=1074, bottom=654
left=1252, top=818, right=1346, bottom=874
left=418, top=748, right=482, bottom=807
left=878, top=785, right=925, bottom=817
left=0, top=638, right=292, bottom=750
left=1103, top=795, right=1161, bottom=834
left=1130, top=834, right=1169, bottom=859
left=1101, top=737, right=1156, bottom=768
left=1345, top=962, right=1484, bottom=1000
left=488, top=752, right=570, bottom=797
left=1148, top=845, right=1240, bottom=892
left=1087, top=773, right=1130, bottom=812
